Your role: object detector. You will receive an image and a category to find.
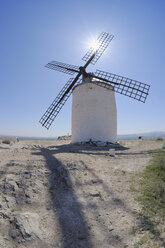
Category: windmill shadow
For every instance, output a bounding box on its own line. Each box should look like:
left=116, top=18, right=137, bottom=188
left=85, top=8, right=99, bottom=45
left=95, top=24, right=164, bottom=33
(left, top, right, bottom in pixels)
left=32, top=145, right=128, bottom=247
left=33, top=148, right=93, bottom=248
left=47, top=142, right=129, bottom=156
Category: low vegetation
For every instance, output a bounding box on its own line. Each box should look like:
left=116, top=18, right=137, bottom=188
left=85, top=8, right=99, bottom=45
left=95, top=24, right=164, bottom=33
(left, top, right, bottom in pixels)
left=156, top=137, right=163, bottom=141
left=2, top=139, right=11, bottom=144
left=140, top=149, right=165, bottom=217
left=131, top=149, right=165, bottom=247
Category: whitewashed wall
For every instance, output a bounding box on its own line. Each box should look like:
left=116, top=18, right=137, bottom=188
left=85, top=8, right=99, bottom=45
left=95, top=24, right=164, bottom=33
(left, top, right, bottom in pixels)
left=71, top=82, right=117, bottom=143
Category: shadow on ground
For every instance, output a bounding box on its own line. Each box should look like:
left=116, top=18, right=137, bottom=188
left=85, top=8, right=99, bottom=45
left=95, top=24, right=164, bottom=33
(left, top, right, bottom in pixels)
left=32, top=142, right=165, bottom=247
left=46, top=142, right=129, bottom=156
left=34, top=147, right=93, bottom=248
left=32, top=143, right=131, bottom=247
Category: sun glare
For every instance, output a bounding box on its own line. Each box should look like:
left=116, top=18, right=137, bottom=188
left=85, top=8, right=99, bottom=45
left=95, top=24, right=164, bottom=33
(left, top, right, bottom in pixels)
left=90, top=40, right=99, bottom=51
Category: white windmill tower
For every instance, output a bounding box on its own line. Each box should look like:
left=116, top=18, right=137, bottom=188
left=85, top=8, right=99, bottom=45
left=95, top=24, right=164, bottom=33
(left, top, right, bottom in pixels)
left=39, top=32, right=150, bottom=144
left=71, top=80, right=117, bottom=143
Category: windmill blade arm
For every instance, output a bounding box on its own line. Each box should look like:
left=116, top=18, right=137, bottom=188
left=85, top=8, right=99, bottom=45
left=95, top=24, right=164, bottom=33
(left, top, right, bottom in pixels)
left=94, top=70, right=150, bottom=103
left=92, top=74, right=119, bottom=85
left=39, top=75, right=81, bottom=129
left=82, top=32, right=114, bottom=65
left=45, top=61, right=80, bottom=75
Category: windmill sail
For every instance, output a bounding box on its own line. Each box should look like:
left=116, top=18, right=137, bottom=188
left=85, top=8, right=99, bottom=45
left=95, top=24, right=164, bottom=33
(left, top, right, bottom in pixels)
left=45, top=61, right=80, bottom=75
left=94, top=70, right=150, bottom=103
left=39, top=31, right=150, bottom=130
left=82, top=32, right=114, bottom=65
left=39, top=78, right=81, bottom=129
left=40, top=32, right=115, bottom=129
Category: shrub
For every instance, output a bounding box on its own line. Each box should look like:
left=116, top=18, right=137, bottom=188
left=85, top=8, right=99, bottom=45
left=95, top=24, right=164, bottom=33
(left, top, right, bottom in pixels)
left=156, top=137, right=163, bottom=141
left=2, top=139, right=11, bottom=144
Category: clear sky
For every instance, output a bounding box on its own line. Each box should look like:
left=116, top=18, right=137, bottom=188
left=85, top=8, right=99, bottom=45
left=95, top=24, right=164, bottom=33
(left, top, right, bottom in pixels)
left=0, top=0, right=165, bottom=137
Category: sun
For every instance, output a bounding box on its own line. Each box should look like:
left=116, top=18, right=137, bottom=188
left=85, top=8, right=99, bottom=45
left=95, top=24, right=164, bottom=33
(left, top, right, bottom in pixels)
left=90, top=39, right=99, bottom=51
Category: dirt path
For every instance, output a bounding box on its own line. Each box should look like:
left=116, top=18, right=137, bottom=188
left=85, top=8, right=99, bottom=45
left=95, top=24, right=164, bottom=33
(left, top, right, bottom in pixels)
left=0, top=139, right=163, bottom=248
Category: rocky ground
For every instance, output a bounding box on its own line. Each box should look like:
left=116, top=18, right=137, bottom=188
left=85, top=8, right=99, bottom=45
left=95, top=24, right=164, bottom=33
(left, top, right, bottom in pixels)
left=0, top=138, right=163, bottom=248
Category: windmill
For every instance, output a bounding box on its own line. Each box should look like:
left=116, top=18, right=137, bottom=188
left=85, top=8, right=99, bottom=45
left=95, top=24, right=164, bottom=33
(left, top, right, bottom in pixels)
left=39, top=32, right=150, bottom=143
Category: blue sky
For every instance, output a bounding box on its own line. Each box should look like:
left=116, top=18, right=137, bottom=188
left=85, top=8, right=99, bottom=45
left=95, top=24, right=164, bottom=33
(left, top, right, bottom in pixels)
left=0, top=0, right=165, bottom=137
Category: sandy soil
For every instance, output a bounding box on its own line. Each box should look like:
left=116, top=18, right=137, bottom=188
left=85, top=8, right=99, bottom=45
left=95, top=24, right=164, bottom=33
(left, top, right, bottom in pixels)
left=0, top=139, right=163, bottom=248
